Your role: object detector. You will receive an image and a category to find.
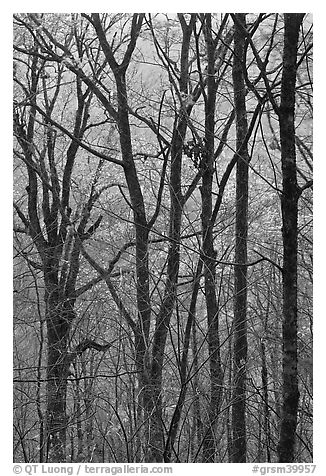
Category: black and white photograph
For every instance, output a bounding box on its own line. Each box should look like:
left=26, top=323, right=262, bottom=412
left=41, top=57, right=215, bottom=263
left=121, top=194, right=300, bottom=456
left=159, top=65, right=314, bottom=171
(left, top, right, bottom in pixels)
left=11, top=9, right=316, bottom=471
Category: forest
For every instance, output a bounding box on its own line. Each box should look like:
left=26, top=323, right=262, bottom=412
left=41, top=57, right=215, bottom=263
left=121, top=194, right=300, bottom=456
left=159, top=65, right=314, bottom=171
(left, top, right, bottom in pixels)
left=13, top=13, right=313, bottom=464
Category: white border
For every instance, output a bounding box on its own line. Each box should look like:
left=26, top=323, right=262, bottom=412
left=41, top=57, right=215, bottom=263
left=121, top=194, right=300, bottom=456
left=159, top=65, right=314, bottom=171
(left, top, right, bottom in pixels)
left=3, top=6, right=325, bottom=475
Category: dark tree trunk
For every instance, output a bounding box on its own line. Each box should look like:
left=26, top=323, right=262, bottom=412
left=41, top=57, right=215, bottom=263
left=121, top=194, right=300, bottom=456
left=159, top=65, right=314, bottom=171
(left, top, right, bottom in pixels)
left=192, top=309, right=203, bottom=461
left=261, top=340, right=271, bottom=462
left=231, top=13, right=249, bottom=463
left=277, top=13, right=304, bottom=463
left=14, top=50, right=99, bottom=461
left=149, top=112, right=185, bottom=462
left=43, top=246, right=80, bottom=462
left=114, top=73, right=152, bottom=458
left=44, top=277, right=71, bottom=462
left=89, top=15, right=152, bottom=460
left=200, top=14, right=223, bottom=463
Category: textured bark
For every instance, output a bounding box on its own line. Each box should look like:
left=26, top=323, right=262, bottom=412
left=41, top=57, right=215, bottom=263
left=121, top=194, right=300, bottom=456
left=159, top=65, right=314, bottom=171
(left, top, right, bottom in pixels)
left=44, top=268, right=72, bottom=462
left=231, top=13, right=249, bottom=463
left=277, top=13, right=304, bottom=463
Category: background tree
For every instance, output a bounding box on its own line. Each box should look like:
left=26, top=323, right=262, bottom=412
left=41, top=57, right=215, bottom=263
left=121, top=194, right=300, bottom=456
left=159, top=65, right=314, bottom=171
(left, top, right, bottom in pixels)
left=14, top=16, right=124, bottom=461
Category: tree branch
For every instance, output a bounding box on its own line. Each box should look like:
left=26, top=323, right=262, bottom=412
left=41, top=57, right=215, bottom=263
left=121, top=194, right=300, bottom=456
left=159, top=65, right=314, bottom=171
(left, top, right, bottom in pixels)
left=80, top=244, right=136, bottom=331
left=30, top=104, right=124, bottom=167
left=298, top=179, right=313, bottom=195
left=66, top=337, right=118, bottom=366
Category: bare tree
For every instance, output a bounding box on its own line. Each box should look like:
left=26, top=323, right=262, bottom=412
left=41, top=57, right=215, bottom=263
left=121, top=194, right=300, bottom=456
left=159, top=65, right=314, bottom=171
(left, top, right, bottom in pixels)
left=14, top=21, right=118, bottom=460
left=230, top=13, right=250, bottom=463
left=277, top=13, right=305, bottom=463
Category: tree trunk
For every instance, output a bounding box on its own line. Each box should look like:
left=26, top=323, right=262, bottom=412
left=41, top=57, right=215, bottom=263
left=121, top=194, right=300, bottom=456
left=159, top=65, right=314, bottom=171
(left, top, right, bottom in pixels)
left=148, top=15, right=196, bottom=461
left=231, top=13, right=249, bottom=463
left=277, top=13, right=304, bottom=463
left=44, top=264, right=72, bottom=462
left=200, top=14, right=223, bottom=463
left=261, top=340, right=271, bottom=462
left=163, top=259, right=203, bottom=462
left=114, top=73, right=152, bottom=461
left=89, top=16, right=152, bottom=459
left=192, top=309, right=203, bottom=461
left=149, top=113, right=185, bottom=462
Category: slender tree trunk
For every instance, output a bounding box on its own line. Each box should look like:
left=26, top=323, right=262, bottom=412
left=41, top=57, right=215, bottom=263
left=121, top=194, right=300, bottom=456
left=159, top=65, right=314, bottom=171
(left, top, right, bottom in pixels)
left=149, top=113, right=185, bottom=461
left=87, top=19, right=152, bottom=459
left=261, top=340, right=271, bottom=462
left=148, top=15, right=196, bottom=462
left=114, top=73, right=152, bottom=460
left=163, top=260, right=203, bottom=462
left=35, top=283, right=45, bottom=463
left=277, top=13, right=304, bottom=463
left=74, top=373, right=84, bottom=461
left=200, top=14, right=223, bottom=462
left=231, top=13, right=249, bottom=463
left=192, top=311, right=203, bottom=461
left=261, top=294, right=272, bottom=462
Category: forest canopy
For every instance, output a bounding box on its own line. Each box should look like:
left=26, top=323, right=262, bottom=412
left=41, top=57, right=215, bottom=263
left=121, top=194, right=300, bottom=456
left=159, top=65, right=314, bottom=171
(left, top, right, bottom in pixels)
left=13, top=13, right=313, bottom=464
